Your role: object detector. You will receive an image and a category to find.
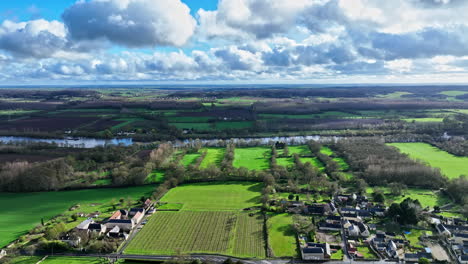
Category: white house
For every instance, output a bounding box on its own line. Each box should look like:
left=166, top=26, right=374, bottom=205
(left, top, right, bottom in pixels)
left=301, top=243, right=331, bottom=261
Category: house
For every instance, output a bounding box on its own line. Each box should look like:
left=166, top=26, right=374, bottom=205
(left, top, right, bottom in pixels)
left=452, top=233, right=468, bottom=244
left=88, top=223, right=107, bottom=235
left=304, top=204, right=326, bottom=215
left=301, top=243, right=331, bottom=260
left=105, top=219, right=134, bottom=231
left=128, top=208, right=145, bottom=217
left=357, top=222, right=370, bottom=237
left=445, top=224, right=468, bottom=234
left=143, top=199, right=152, bottom=210
left=348, top=224, right=360, bottom=237
left=76, top=219, right=93, bottom=230
left=386, top=240, right=398, bottom=258
left=326, top=215, right=341, bottom=223
left=319, top=223, right=342, bottom=231
left=59, top=234, right=81, bottom=247
left=460, top=255, right=468, bottom=264
left=404, top=252, right=433, bottom=262
left=369, top=207, right=386, bottom=217
left=436, top=223, right=452, bottom=237
left=132, top=211, right=144, bottom=224
left=108, top=226, right=120, bottom=238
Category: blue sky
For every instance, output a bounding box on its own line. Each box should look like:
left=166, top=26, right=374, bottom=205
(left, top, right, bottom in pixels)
left=0, top=0, right=468, bottom=84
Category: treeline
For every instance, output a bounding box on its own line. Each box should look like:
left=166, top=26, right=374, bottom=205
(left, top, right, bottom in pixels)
left=0, top=145, right=145, bottom=192
left=333, top=139, right=446, bottom=188
left=0, top=159, right=74, bottom=192
left=432, top=138, right=468, bottom=156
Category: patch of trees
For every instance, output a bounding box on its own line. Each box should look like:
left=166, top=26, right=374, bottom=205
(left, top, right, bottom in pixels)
left=387, top=198, right=423, bottom=225
left=0, top=159, right=74, bottom=192
left=447, top=176, right=468, bottom=205
left=333, top=139, right=446, bottom=188
left=221, top=143, right=235, bottom=170
left=432, top=137, right=468, bottom=156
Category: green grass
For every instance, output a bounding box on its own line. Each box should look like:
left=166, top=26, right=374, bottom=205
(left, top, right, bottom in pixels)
left=199, top=148, right=225, bottom=169
left=170, top=122, right=213, bottom=131
left=4, top=256, right=42, bottom=264
left=267, top=213, right=298, bottom=258
left=367, top=188, right=450, bottom=208
left=320, top=146, right=334, bottom=156
left=356, top=246, right=377, bottom=259
left=402, top=118, right=444, bottom=123
left=166, top=116, right=212, bottom=123
left=112, top=118, right=144, bottom=130
left=320, top=146, right=349, bottom=171
left=378, top=91, right=412, bottom=99
left=233, top=147, right=271, bottom=170
left=159, top=182, right=262, bottom=211
left=440, top=90, right=468, bottom=96
left=404, top=229, right=431, bottom=247
left=0, top=110, right=39, bottom=116
left=41, top=256, right=104, bottom=263
left=92, top=179, right=112, bottom=185
left=215, top=121, right=253, bottom=130
left=180, top=152, right=201, bottom=167
left=388, top=142, right=468, bottom=179
left=157, top=203, right=184, bottom=211
left=0, top=186, right=153, bottom=248
left=145, top=170, right=165, bottom=183
left=331, top=249, right=344, bottom=260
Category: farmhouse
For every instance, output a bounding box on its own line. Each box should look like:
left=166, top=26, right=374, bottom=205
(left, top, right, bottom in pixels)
left=88, top=223, right=107, bottom=235
left=76, top=219, right=93, bottom=230
left=301, top=242, right=331, bottom=260
left=105, top=219, right=134, bottom=232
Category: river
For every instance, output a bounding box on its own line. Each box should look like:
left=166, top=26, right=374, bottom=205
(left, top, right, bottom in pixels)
left=0, top=136, right=133, bottom=148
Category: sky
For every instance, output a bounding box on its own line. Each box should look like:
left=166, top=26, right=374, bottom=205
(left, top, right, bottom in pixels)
left=1, top=0, right=468, bottom=84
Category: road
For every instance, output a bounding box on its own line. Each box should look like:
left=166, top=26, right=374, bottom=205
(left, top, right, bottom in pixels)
left=37, top=252, right=398, bottom=264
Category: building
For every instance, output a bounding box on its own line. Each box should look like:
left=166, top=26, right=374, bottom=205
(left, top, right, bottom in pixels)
left=88, top=223, right=107, bottom=235
left=319, top=223, right=342, bottom=231
left=436, top=223, right=452, bottom=237
left=132, top=211, right=144, bottom=224
left=404, top=252, right=433, bottom=262
left=76, top=219, right=93, bottom=230
left=386, top=240, right=398, bottom=259
left=105, top=219, right=134, bottom=231
left=301, top=243, right=331, bottom=260
left=460, top=255, right=468, bottom=264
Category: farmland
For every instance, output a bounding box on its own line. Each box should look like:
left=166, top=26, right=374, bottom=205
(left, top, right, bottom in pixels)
left=0, top=186, right=153, bottom=248
left=388, top=143, right=468, bottom=179
left=233, top=147, right=271, bottom=170
left=199, top=148, right=225, bottom=168
left=125, top=182, right=266, bottom=258
left=159, top=182, right=262, bottom=211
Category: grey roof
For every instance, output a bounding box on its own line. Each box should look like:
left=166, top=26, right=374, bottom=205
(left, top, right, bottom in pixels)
left=88, top=223, right=103, bottom=230
left=303, top=247, right=324, bottom=254
left=461, top=255, right=468, bottom=261
left=107, top=219, right=132, bottom=224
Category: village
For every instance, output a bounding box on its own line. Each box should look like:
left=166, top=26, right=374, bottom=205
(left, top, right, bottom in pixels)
left=270, top=190, right=468, bottom=263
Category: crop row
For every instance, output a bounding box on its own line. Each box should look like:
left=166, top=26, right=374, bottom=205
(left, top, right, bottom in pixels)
left=233, top=213, right=266, bottom=258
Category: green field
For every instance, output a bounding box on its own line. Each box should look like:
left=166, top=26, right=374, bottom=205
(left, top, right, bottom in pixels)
left=145, top=170, right=165, bottom=183
left=402, top=118, right=444, bottom=123
left=160, top=182, right=262, bottom=211
left=0, top=186, right=153, bottom=248
left=267, top=213, right=298, bottom=257
left=199, top=148, right=225, bottom=169
left=125, top=211, right=266, bottom=258
left=378, top=91, right=412, bottom=99
left=126, top=182, right=266, bottom=258
left=440, top=90, right=468, bottom=96
left=233, top=147, right=271, bottom=170
left=320, top=146, right=349, bottom=171
left=367, top=188, right=451, bottom=208
left=388, top=143, right=468, bottom=179
left=180, top=152, right=201, bottom=167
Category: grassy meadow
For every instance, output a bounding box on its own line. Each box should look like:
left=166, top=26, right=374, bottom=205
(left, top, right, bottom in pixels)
left=159, top=182, right=262, bottom=211
left=388, top=142, right=468, bottom=179
left=267, top=213, right=298, bottom=258
left=199, top=148, right=225, bottom=169
left=0, top=186, right=153, bottom=248
left=233, top=147, right=271, bottom=170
